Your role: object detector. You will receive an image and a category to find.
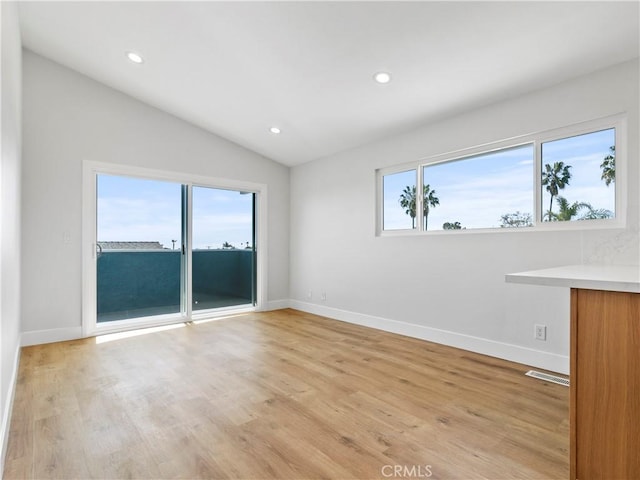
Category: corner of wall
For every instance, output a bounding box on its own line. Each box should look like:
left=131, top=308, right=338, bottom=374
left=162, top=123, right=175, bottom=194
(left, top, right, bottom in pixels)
left=0, top=341, right=21, bottom=476
left=1, top=0, right=24, bottom=472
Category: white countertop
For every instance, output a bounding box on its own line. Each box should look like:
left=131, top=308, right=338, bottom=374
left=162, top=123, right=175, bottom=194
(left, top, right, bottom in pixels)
left=506, top=264, right=640, bottom=293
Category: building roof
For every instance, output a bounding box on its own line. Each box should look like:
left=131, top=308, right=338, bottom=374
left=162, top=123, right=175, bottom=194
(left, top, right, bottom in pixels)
left=98, top=241, right=167, bottom=251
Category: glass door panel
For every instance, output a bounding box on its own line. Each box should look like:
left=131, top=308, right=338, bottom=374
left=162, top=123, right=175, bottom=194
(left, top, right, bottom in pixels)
left=96, top=174, right=183, bottom=322
left=192, top=186, right=256, bottom=311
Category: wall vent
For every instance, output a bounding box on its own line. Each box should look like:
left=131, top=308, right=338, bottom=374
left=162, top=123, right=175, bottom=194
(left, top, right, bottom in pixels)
left=525, top=370, right=569, bottom=387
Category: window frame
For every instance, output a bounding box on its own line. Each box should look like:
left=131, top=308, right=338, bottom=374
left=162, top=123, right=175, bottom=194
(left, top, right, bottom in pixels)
left=379, top=167, right=419, bottom=232
left=376, top=114, right=626, bottom=236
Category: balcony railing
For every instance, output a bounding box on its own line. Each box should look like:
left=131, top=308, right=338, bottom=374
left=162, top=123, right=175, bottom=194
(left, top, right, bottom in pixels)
left=97, top=249, right=255, bottom=322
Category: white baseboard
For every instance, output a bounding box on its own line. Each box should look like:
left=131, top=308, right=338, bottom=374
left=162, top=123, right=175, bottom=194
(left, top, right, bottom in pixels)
left=0, top=341, right=21, bottom=474
left=16, top=301, right=569, bottom=374
left=263, top=299, right=290, bottom=311
left=289, top=300, right=569, bottom=375
left=21, top=326, right=83, bottom=347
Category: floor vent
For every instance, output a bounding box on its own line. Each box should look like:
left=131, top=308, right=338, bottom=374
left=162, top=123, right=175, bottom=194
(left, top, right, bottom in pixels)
left=525, top=370, right=570, bottom=387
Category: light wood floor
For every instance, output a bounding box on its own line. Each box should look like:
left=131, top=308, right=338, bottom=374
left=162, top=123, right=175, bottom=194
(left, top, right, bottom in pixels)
left=3, top=309, right=568, bottom=479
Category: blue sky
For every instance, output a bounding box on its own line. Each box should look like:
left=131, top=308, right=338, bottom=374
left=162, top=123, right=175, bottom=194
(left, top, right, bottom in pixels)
left=383, top=146, right=533, bottom=230
left=425, top=145, right=533, bottom=229
left=192, top=186, right=253, bottom=249
left=97, top=175, right=253, bottom=249
left=383, top=128, right=615, bottom=230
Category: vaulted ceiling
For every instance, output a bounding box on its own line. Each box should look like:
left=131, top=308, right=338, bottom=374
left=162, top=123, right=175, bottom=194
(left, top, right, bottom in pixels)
left=18, top=1, right=640, bottom=166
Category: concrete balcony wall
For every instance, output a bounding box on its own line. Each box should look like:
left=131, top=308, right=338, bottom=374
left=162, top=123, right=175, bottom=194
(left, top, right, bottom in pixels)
left=192, top=249, right=254, bottom=302
left=97, top=249, right=254, bottom=317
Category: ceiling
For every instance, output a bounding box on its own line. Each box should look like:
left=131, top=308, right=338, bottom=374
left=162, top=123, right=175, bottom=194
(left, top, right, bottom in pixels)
left=18, top=1, right=640, bottom=167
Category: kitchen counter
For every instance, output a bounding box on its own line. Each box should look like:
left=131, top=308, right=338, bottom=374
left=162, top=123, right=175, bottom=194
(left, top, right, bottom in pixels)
left=506, top=263, right=640, bottom=479
left=505, top=264, right=640, bottom=293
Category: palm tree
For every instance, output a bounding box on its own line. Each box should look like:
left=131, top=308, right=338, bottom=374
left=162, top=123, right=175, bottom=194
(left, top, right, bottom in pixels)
left=399, top=185, right=417, bottom=229
left=398, top=184, right=440, bottom=229
left=547, top=197, right=611, bottom=222
left=541, top=161, right=572, bottom=217
left=547, top=196, right=591, bottom=221
left=423, top=184, right=440, bottom=230
left=600, top=146, right=615, bottom=186
left=579, top=207, right=613, bottom=220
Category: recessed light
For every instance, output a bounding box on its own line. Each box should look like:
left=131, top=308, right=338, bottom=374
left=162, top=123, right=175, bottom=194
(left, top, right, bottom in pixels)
left=269, top=126, right=281, bottom=134
left=126, top=51, right=144, bottom=64
left=373, top=72, right=391, bottom=84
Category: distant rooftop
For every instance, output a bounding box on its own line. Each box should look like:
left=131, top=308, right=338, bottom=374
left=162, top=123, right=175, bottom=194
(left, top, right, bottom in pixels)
left=98, top=241, right=167, bottom=251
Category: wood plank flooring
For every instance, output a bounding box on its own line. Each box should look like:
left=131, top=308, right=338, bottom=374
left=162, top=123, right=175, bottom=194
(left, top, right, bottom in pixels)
left=3, top=309, right=569, bottom=479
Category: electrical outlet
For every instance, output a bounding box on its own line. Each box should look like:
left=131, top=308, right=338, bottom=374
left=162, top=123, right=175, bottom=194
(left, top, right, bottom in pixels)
left=321, top=291, right=327, bottom=302
left=306, top=290, right=313, bottom=300
left=535, top=324, right=547, bottom=341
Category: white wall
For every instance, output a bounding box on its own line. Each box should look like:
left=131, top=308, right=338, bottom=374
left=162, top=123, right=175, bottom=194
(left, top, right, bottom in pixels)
left=1, top=0, right=23, bottom=467
left=21, top=51, right=290, bottom=339
left=290, top=59, right=639, bottom=374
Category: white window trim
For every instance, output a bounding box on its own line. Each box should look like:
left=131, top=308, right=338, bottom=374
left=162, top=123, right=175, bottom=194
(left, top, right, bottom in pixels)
left=376, top=114, right=627, bottom=236
left=82, top=160, right=268, bottom=338
left=376, top=166, right=419, bottom=234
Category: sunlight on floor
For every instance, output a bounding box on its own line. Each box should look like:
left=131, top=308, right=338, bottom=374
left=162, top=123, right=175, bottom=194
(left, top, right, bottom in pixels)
left=95, top=323, right=186, bottom=344
left=94, top=312, right=252, bottom=344
left=192, top=312, right=249, bottom=325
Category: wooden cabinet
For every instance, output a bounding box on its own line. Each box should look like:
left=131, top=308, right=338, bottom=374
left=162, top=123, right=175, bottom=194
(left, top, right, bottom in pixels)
left=570, top=288, right=640, bottom=479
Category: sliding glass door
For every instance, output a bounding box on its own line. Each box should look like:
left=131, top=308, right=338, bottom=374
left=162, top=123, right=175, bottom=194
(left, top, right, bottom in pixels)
left=95, top=173, right=256, bottom=326
left=96, top=174, right=184, bottom=322
left=192, top=186, right=256, bottom=312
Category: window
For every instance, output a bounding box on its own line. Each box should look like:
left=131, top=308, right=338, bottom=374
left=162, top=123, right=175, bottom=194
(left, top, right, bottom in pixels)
left=377, top=116, right=624, bottom=234
left=383, top=169, right=417, bottom=230
left=541, top=129, right=615, bottom=222
left=423, top=145, right=533, bottom=230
